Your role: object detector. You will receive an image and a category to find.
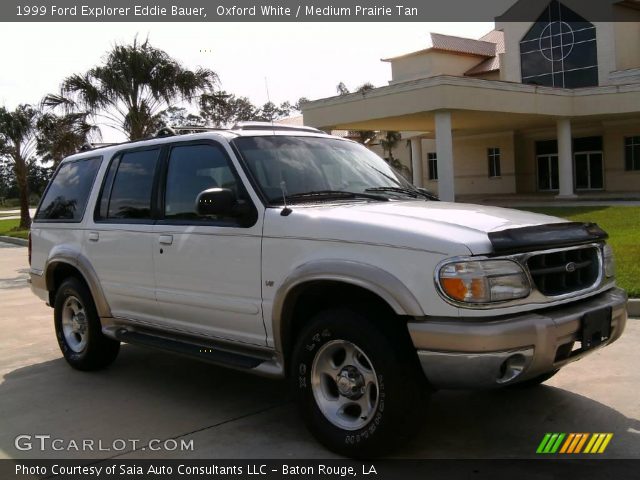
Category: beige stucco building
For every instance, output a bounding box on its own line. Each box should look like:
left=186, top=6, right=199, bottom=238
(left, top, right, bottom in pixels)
left=302, top=0, right=640, bottom=201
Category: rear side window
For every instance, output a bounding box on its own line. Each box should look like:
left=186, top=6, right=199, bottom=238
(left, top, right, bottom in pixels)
left=102, top=149, right=159, bottom=220
left=35, top=157, right=101, bottom=222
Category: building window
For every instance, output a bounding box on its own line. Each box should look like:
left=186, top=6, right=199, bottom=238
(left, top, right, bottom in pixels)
left=488, top=148, right=501, bottom=178
left=625, top=136, right=640, bottom=171
left=427, top=152, right=438, bottom=180
left=519, top=0, right=598, bottom=88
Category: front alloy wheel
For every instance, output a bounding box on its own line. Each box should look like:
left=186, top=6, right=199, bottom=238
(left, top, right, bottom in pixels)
left=311, top=340, right=379, bottom=431
left=291, top=307, right=429, bottom=458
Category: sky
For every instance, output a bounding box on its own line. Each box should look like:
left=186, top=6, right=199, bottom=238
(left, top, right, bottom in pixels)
left=0, top=22, right=492, bottom=141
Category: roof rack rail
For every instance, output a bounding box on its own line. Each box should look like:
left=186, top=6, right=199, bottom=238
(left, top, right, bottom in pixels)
left=153, top=125, right=228, bottom=137
left=77, top=142, right=118, bottom=153
left=232, top=121, right=324, bottom=133
left=156, top=126, right=177, bottom=138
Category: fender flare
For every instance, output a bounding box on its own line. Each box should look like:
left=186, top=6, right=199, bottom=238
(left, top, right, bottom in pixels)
left=44, top=246, right=112, bottom=318
left=272, top=259, right=424, bottom=354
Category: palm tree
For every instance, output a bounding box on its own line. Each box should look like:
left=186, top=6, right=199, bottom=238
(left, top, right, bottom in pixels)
left=44, top=37, right=218, bottom=140
left=380, top=131, right=402, bottom=161
left=0, top=105, right=38, bottom=229
left=36, top=112, right=100, bottom=166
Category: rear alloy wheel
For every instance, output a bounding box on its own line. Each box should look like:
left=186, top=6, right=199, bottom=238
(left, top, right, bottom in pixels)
left=54, top=277, right=120, bottom=371
left=292, top=308, right=429, bottom=458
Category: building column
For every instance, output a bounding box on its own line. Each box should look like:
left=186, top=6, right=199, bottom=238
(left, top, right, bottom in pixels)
left=435, top=111, right=455, bottom=202
left=556, top=118, right=576, bottom=199
left=410, top=138, right=423, bottom=187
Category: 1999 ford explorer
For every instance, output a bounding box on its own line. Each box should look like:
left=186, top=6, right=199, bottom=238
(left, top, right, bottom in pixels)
left=29, top=123, right=627, bottom=457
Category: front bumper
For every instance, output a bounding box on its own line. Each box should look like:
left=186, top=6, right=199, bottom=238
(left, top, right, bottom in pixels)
left=408, top=287, right=628, bottom=389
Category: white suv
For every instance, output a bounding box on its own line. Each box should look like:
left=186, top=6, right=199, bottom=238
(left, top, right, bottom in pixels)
left=29, top=123, right=627, bottom=457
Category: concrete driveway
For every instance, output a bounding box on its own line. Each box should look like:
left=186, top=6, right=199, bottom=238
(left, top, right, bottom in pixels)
left=1, top=241, right=638, bottom=460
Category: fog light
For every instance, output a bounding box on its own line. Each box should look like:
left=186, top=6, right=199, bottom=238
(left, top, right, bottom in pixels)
left=497, top=354, right=527, bottom=384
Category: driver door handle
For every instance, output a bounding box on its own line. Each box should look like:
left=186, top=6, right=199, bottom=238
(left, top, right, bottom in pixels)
left=158, top=235, right=173, bottom=245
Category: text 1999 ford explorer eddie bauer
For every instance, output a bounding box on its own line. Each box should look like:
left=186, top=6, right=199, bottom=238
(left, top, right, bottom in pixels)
left=29, top=123, right=627, bottom=457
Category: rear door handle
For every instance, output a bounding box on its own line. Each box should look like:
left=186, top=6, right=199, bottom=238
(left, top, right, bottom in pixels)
left=158, top=235, right=173, bottom=245
left=88, top=232, right=99, bottom=242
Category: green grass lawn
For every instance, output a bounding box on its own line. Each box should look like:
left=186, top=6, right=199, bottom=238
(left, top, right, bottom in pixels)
left=519, top=206, right=640, bottom=298
left=0, top=218, right=29, bottom=239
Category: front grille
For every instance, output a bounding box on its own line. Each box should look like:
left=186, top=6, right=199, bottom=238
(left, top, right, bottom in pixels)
left=527, top=246, right=600, bottom=296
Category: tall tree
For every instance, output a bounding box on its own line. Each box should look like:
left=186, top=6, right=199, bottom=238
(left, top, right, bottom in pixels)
left=335, top=82, right=377, bottom=144
left=44, top=37, right=218, bottom=140
left=0, top=105, right=38, bottom=229
left=199, top=91, right=256, bottom=127
left=36, top=112, right=99, bottom=166
left=380, top=131, right=402, bottom=161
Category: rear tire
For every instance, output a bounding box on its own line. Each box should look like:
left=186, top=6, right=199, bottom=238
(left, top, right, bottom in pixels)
left=54, top=277, right=120, bottom=371
left=291, top=307, right=429, bottom=458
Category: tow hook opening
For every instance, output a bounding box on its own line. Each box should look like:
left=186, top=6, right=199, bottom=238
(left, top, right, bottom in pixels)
left=497, top=353, right=527, bottom=384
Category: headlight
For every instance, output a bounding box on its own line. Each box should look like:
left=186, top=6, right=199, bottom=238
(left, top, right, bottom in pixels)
left=603, top=244, right=615, bottom=278
left=437, top=259, right=530, bottom=304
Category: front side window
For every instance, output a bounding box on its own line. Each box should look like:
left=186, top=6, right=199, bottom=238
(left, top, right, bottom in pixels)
left=232, top=136, right=418, bottom=202
left=105, top=149, right=159, bottom=220
left=35, top=156, right=101, bottom=222
left=164, top=143, right=251, bottom=223
left=625, top=136, right=640, bottom=171
left=488, top=148, right=501, bottom=178
left=427, top=153, right=438, bottom=181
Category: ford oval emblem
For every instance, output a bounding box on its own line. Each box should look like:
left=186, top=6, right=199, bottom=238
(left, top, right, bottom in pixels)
left=565, top=262, right=577, bottom=273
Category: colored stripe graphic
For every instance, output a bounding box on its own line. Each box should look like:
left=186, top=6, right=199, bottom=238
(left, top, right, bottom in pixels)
left=536, top=433, right=565, bottom=453
left=537, top=433, right=613, bottom=454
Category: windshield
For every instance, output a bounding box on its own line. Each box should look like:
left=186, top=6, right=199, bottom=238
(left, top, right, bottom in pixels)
left=232, top=135, right=416, bottom=203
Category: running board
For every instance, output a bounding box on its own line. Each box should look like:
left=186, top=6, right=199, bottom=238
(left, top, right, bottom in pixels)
left=115, top=330, right=264, bottom=370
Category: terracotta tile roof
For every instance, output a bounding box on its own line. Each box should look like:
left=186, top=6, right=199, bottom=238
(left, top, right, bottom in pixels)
left=479, top=30, right=505, bottom=54
left=429, top=32, right=497, bottom=57
left=465, top=30, right=505, bottom=76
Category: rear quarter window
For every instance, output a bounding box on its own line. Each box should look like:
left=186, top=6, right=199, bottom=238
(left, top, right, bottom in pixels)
left=34, top=156, right=101, bottom=222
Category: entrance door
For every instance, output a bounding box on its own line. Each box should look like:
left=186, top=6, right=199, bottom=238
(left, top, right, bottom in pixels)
left=537, top=154, right=559, bottom=191
left=574, top=152, right=603, bottom=190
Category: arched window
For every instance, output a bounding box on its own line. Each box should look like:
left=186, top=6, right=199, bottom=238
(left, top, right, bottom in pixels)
left=520, top=0, right=598, bottom=88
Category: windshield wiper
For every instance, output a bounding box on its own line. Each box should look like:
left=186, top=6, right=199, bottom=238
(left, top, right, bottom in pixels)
left=273, top=190, right=388, bottom=204
left=365, top=186, right=439, bottom=201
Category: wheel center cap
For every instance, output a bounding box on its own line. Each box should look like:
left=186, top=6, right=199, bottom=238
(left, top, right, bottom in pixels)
left=336, top=365, right=365, bottom=399
left=72, top=314, right=86, bottom=333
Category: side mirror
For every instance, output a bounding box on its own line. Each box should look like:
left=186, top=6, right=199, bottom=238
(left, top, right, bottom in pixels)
left=196, top=188, right=236, bottom=216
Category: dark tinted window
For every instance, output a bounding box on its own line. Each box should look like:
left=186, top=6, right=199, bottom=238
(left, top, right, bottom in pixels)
left=427, top=152, right=438, bottom=180
left=520, top=0, right=598, bottom=89
left=35, top=157, right=101, bottom=222
left=488, top=148, right=501, bottom=178
left=107, top=149, right=159, bottom=219
left=164, top=144, right=248, bottom=222
left=573, top=136, right=602, bottom=152
left=625, top=136, right=640, bottom=171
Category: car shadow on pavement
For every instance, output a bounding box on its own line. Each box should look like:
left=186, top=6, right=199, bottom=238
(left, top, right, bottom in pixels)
left=1, top=345, right=638, bottom=459
left=403, top=385, right=640, bottom=459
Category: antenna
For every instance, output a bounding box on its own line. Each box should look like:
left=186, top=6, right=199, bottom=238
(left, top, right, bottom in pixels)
left=265, top=76, right=291, bottom=216
left=279, top=180, right=292, bottom=216
left=264, top=76, right=276, bottom=129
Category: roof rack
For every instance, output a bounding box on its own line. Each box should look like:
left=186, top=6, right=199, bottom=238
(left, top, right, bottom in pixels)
left=232, top=121, right=324, bottom=133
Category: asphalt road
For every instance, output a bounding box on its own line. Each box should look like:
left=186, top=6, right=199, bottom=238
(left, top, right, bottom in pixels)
left=1, top=241, right=638, bottom=460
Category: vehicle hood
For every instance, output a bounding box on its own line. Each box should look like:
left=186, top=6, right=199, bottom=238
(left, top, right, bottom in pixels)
left=263, top=200, right=568, bottom=255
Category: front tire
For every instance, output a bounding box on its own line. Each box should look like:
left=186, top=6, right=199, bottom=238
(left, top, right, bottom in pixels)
left=54, top=277, right=120, bottom=371
left=291, top=308, right=429, bottom=458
